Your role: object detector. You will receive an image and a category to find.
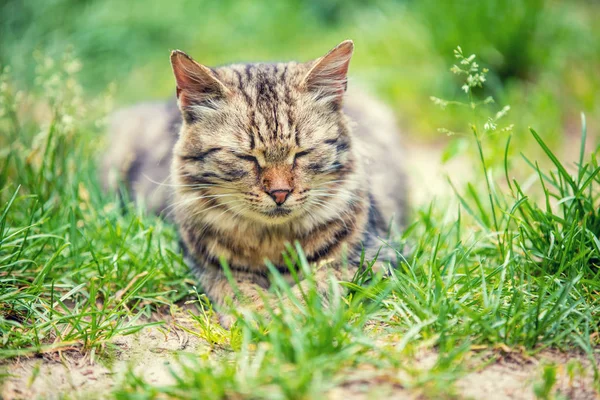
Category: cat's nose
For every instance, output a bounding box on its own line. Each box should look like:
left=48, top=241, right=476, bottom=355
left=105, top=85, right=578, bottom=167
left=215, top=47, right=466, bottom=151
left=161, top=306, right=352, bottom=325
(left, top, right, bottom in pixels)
left=268, top=189, right=291, bottom=206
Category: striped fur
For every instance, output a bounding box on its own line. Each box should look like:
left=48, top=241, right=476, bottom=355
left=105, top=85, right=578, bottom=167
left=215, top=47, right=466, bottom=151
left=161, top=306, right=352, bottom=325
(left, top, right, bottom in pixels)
left=102, top=41, right=407, bottom=326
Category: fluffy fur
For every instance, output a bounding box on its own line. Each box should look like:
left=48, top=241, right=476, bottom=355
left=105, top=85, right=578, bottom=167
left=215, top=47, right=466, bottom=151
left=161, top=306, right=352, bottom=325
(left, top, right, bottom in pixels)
left=102, top=40, right=407, bottom=325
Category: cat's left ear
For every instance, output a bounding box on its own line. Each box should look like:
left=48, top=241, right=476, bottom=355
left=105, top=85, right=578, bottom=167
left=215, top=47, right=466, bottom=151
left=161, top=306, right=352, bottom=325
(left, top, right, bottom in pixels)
left=170, top=50, right=230, bottom=110
left=303, top=40, right=354, bottom=104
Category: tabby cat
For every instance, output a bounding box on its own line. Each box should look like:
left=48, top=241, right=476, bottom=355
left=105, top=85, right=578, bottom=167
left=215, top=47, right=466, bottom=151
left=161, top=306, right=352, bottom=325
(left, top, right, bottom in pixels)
left=102, top=40, right=407, bottom=326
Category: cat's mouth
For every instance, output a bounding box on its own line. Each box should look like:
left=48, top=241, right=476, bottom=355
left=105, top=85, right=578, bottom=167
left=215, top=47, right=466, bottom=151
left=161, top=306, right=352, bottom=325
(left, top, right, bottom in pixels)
left=242, top=204, right=300, bottom=224
left=264, top=207, right=293, bottom=217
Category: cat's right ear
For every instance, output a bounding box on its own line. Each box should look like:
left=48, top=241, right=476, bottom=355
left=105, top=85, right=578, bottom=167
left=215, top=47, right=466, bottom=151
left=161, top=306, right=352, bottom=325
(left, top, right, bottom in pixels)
left=170, top=50, right=230, bottom=111
left=302, top=40, right=354, bottom=105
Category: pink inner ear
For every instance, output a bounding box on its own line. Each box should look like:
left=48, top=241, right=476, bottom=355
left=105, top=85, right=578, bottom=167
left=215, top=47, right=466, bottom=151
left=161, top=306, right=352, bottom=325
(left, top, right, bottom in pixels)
left=177, top=86, right=198, bottom=108
left=171, top=51, right=227, bottom=107
left=176, top=86, right=195, bottom=108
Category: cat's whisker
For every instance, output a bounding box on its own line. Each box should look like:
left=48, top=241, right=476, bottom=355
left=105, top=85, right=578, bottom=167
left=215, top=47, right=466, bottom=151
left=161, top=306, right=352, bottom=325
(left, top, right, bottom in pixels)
left=297, top=205, right=322, bottom=227
left=188, top=199, right=244, bottom=221
left=310, top=187, right=360, bottom=194
left=193, top=202, right=247, bottom=242
left=309, top=189, right=362, bottom=202
left=170, top=196, right=243, bottom=223
left=163, top=192, right=240, bottom=217
left=169, top=192, right=237, bottom=207
left=312, top=179, right=358, bottom=189
left=224, top=204, right=248, bottom=221
left=149, top=174, right=233, bottom=189
left=307, top=197, right=351, bottom=231
left=310, top=194, right=359, bottom=202
left=310, top=193, right=361, bottom=222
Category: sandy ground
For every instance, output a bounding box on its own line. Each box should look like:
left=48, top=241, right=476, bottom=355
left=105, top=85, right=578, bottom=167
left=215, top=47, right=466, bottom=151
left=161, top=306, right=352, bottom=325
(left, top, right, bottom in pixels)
left=2, top=139, right=598, bottom=399
left=2, top=318, right=598, bottom=399
left=330, top=351, right=599, bottom=400
left=2, top=312, right=201, bottom=399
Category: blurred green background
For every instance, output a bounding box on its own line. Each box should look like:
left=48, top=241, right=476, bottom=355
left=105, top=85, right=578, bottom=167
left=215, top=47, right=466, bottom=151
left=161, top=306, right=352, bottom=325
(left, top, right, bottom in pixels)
left=2, top=0, right=599, bottom=144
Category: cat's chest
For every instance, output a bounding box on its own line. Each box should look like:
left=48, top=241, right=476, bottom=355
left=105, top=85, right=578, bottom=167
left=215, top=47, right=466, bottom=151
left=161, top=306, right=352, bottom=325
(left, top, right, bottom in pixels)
left=196, top=222, right=329, bottom=270
left=183, top=203, right=366, bottom=270
left=206, top=216, right=358, bottom=270
left=222, top=226, right=303, bottom=266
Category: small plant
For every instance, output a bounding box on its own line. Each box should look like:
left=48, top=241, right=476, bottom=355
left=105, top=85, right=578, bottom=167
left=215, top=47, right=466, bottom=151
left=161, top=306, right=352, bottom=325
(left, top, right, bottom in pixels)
left=534, top=364, right=558, bottom=400
left=431, top=46, right=513, bottom=165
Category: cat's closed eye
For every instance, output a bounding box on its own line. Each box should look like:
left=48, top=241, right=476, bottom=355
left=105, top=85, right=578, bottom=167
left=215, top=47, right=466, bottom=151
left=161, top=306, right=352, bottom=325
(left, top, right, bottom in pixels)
left=293, top=149, right=312, bottom=167
left=234, top=154, right=258, bottom=163
left=294, top=150, right=311, bottom=159
left=179, top=147, right=222, bottom=162
left=234, top=154, right=261, bottom=171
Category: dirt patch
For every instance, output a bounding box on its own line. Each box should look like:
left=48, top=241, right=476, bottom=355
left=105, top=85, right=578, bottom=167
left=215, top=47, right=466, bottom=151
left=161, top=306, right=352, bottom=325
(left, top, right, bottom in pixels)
left=3, top=325, right=597, bottom=400
left=1, top=311, right=209, bottom=399
left=328, top=349, right=598, bottom=399
left=456, top=350, right=598, bottom=400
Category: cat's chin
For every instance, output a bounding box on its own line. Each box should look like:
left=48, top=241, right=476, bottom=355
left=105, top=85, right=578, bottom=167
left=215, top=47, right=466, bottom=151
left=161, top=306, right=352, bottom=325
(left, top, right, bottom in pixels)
left=265, top=208, right=293, bottom=217
left=261, top=208, right=297, bottom=224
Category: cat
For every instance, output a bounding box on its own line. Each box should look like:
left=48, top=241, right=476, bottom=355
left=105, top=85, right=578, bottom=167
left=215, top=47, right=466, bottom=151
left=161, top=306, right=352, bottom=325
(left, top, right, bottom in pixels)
left=102, top=40, right=407, bottom=326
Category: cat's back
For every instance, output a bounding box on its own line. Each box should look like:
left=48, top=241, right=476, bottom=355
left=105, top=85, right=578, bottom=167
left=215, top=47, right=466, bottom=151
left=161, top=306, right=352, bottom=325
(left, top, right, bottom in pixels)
left=101, top=100, right=180, bottom=213
left=344, top=87, right=408, bottom=231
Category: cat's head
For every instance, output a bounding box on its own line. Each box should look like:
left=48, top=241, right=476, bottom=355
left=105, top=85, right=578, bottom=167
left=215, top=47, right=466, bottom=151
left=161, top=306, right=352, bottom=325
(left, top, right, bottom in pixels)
left=170, top=41, right=358, bottom=226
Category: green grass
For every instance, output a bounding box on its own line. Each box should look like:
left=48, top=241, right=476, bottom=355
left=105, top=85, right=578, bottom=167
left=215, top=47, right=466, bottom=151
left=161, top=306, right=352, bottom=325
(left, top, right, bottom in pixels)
left=1, top=42, right=598, bottom=398
left=0, top=57, right=192, bottom=361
